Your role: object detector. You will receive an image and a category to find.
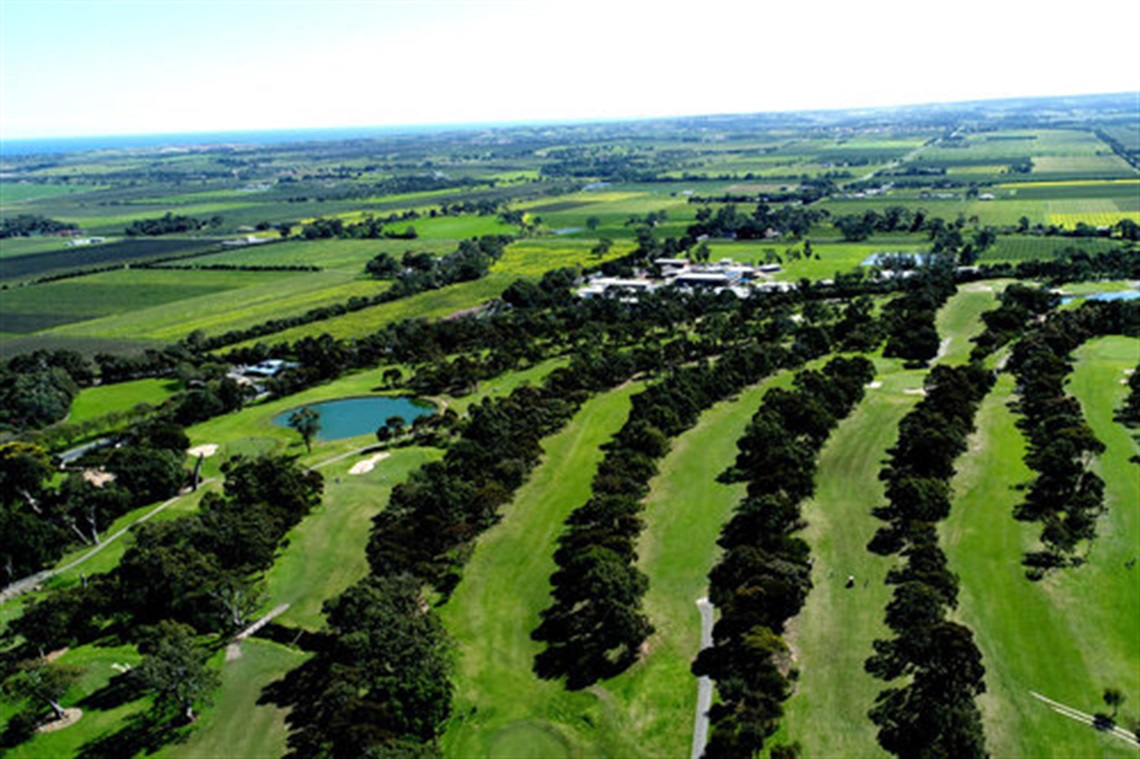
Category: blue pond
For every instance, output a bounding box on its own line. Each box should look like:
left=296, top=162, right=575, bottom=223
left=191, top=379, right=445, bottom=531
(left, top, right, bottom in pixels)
left=273, top=396, right=435, bottom=441
left=1060, top=290, right=1140, bottom=305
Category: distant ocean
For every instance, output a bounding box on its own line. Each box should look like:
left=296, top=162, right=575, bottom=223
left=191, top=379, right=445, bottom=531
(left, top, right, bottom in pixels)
left=0, top=122, right=525, bottom=157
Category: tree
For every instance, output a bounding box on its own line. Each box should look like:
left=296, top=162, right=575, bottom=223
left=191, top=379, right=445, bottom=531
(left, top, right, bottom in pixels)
left=133, top=621, right=219, bottom=724
left=385, top=415, right=407, bottom=439
left=586, top=216, right=601, bottom=231
left=1104, top=687, right=1125, bottom=719
left=288, top=406, right=321, bottom=453
left=2, top=660, right=85, bottom=723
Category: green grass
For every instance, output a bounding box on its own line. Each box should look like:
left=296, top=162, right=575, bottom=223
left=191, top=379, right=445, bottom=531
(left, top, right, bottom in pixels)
left=440, top=382, right=644, bottom=758
left=779, top=357, right=923, bottom=756
left=3, top=643, right=149, bottom=759
left=264, top=446, right=444, bottom=630
left=603, top=371, right=798, bottom=756
left=934, top=283, right=1001, bottom=364
left=162, top=639, right=306, bottom=759
left=941, top=336, right=1140, bottom=757
left=68, top=378, right=181, bottom=424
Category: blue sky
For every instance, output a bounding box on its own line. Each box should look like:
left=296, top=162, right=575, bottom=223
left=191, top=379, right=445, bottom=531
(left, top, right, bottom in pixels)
left=2, top=0, right=1139, bottom=139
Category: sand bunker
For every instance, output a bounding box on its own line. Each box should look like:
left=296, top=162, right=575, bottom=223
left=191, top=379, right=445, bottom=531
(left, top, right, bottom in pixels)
left=187, top=444, right=219, bottom=457
left=82, top=469, right=116, bottom=488
left=349, top=452, right=391, bottom=475
left=866, top=381, right=883, bottom=389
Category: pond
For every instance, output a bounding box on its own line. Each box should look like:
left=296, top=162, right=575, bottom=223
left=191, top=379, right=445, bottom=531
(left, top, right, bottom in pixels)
left=1060, top=290, right=1140, bottom=305
left=273, top=396, right=435, bottom=441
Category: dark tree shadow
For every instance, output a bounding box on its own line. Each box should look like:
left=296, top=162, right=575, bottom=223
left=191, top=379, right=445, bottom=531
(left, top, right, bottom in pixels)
left=77, top=671, right=143, bottom=711
left=76, top=709, right=190, bottom=759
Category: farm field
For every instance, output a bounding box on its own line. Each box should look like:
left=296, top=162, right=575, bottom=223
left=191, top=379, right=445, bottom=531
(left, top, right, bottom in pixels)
left=2, top=268, right=295, bottom=336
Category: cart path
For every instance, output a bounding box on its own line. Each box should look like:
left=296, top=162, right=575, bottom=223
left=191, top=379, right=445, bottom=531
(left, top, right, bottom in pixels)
left=691, top=596, right=714, bottom=759
left=0, top=479, right=217, bottom=604
left=1031, top=691, right=1140, bottom=748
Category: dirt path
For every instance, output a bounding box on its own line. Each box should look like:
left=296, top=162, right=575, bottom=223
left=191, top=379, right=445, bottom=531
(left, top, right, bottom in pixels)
left=0, top=480, right=217, bottom=604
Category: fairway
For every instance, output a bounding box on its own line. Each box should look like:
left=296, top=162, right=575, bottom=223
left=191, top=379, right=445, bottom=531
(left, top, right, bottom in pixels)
left=441, top=383, right=644, bottom=758
left=779, top=359, right=922, bottom=756
left=604, top=370, right=797, bottom=756
left=942, top=339, right=1140, bottom=757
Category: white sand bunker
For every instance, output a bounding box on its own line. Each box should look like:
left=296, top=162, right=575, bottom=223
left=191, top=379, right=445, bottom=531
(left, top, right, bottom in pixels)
left=903, top=387, right=928, bottom=395
left=350, top=452, right=391, bottom=475
left=866, top=381, right=883, bottom=389
left=83, top=469, right=116, bottom=488
left=187, top=444, right=219, bottom=457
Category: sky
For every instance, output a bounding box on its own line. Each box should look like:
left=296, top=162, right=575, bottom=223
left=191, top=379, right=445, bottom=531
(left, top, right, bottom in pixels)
left=2, top=0, right=1139, bottom=140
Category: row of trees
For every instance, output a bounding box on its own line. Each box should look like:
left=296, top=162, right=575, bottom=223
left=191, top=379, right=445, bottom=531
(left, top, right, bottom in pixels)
left=881, top=270, right=957, bottom=364
left=866, top=363, right=995, bottom=757
left=298, top=213, right=418, bottom=240
left=1007, top=300, right=1138, bottom=573
left=969, top=283, right=1060, bottom=360
left=277, top=349, right=643, bottom=755
left=0, top=214, right=78, bottom=238
left=271, top=281, right=808, bottom=755
left=533, top=342, right=791, bottom=689
left=125, top=212, right=222, bottom=237
left=189, top=235, right=511, bottom=353
left=694, top=356, right=875, bottom=757
left=364, top=235, right=511, bottom=291
left=687, top=202, right=830, bottom=241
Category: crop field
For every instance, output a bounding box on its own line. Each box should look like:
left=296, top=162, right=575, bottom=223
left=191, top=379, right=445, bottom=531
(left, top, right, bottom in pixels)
left=0, top=237, right=223, bottom=281
left=493, top=239, right=633, bottom=277
left=982, top=235, right=1120, bottom=261
left=229, top=275, right=511, bottom=349
left=1031, top=154, right=1136, bottom=178
left=0, top=182, right=106, bottom=204
left=39, top=270, right=390, bottom=342
left=175, top=238, right=455, bottom=270
left=1, top=268, right=306, bottom=338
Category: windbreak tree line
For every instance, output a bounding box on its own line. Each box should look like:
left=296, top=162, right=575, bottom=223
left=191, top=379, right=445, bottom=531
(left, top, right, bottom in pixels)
left=865, top=362, right=996, bottom=758
left=187, top=234, right=512, bottom=353
left=533, top=341, right=792, bottom=689
left=1007, top=299, right=1139, bottom=574
left=693, top=356, right=875, bottom=758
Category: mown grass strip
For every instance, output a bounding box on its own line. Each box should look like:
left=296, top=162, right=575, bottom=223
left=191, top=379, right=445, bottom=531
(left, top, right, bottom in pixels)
left=440, top=384, right=643, bottom=757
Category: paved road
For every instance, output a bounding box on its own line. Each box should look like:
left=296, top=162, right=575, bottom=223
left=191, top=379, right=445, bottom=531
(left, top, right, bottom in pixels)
left=691, top=597, right=715, bottom=759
